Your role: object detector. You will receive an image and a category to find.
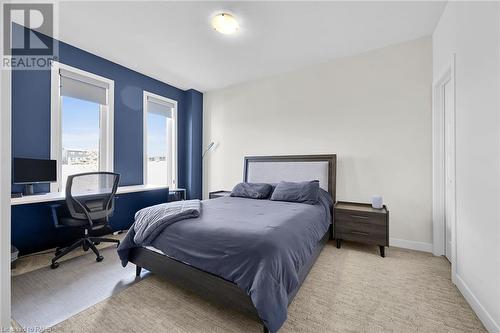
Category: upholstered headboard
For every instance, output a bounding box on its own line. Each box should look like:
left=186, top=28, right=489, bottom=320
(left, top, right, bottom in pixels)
left=243, top=155, right=337, bottom=203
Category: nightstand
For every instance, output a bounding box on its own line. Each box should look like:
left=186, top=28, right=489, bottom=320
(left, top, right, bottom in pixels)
left=334, top=201, right=389, bottom=257
left=209, top=190, right=231, bottom=199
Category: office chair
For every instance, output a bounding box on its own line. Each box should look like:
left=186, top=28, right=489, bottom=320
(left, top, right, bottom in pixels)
left=51, top=172, right=121, bottom=269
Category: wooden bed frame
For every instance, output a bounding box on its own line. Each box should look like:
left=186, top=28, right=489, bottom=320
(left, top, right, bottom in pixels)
left=128, top=154, right=337, bottom=333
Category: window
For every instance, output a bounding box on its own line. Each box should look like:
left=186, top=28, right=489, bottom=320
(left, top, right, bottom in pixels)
left=51, top=62, right=114, bottom=192
left=143, top=91, right=177, bottom=187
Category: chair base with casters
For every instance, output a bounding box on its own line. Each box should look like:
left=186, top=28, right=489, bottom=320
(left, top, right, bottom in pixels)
left=51, top=228, right=120, bottom=269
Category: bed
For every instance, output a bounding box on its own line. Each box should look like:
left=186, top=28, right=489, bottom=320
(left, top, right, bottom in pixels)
left=120, top=154, right=336, bottom=332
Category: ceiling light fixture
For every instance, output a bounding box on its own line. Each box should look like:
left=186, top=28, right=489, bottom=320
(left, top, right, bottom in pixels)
left=212, top=13, right=239, bottom=35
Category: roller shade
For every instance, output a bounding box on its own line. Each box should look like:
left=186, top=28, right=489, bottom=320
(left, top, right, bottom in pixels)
left=60, top=68, right=109, bottom=105
left=147, top=96, right=173, bottom=118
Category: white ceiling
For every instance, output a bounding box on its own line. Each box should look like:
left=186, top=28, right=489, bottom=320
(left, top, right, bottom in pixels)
left=58, top=1, right=446, bottom=92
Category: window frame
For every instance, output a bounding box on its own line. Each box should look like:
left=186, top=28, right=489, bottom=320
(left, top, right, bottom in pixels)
left=143, top=90, right=178, bottom=188
left=50, top=61, right=114, bottom=193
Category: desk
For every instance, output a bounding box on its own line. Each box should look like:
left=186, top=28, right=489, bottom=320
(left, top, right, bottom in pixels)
left=11, top=185, right=176, bottom=255
left=11, top=184, right=171, bottom=205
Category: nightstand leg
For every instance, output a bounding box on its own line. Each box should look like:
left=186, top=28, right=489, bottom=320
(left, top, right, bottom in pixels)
left=336, top=238, right=341, bottom=249
left=379, top=246, right=385, bottom=257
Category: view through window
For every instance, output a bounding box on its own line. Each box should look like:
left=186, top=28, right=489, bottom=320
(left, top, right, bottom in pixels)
left=146, top=110, right=170, bottom=185
left=61, top=96, right=100, bottom=190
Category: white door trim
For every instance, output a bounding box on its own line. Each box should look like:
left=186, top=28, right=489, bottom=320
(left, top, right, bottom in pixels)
left=0, top=46, right=12, bottom=331
left=432, top=55, right=457, bottom=283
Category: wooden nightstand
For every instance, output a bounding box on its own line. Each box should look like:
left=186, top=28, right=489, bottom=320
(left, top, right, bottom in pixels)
left=209, top=190, right=231, bottom=199
left=334, top=201, right=389, bottom=257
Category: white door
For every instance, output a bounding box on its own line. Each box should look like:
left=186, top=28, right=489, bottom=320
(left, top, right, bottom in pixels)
left=443, top=79, right=455, bottom=262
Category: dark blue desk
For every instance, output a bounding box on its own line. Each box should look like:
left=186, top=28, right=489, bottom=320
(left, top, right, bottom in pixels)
left=11, top=185, right=171, bottom=255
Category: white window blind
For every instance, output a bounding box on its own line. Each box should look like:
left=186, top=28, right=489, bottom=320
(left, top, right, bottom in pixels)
left=147, top=96, right=173, bottom=118
left=60, top=68, right=109, bottom=105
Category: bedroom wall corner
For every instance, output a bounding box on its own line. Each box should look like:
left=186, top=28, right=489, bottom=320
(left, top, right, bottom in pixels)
left=203, top=37, right=433, bottom=247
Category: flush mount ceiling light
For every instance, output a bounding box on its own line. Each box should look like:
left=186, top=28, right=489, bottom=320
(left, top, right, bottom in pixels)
left=212, top=13, right=239, bottom=35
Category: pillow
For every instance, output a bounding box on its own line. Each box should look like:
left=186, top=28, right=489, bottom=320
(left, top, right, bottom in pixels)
left=230, top=182, right=273, bottom=199
left=270, top=180, right=320, bottom=205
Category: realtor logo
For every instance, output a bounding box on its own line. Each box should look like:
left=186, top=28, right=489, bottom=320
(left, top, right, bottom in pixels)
left=3, top=3, right=57, bottom=69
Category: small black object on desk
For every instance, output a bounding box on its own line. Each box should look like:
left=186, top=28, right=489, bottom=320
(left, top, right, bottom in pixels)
left=169, top=188, right=187, bottom=201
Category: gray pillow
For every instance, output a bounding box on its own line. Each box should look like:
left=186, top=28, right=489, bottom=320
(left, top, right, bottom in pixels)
left=230, top=182, right=273, bottom=199
left=270, top=180, right=320, bottom=205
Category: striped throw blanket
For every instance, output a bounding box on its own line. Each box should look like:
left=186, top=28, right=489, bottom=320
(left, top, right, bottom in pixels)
left=133, top=199, right=201, bottom=245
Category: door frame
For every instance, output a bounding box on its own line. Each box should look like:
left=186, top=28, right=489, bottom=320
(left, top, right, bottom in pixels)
left=432, top=55, right=457, bottom=283
left=0, top=1, right=12, bottom=327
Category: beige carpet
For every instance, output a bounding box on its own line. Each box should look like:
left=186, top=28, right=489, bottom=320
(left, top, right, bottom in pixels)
left=48, top=242, right=486, bottom=333
left=12, top=247, right=137, bottom=330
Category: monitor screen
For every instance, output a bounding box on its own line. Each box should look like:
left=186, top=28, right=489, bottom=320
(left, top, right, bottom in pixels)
left=13, top=158, right=57, bottom=184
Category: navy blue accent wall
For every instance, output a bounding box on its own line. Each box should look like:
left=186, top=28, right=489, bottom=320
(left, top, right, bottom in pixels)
left=12, top=69, right=52, bottom=192
left=11, top=26, right=202, bottom=198
left=183, top=89, right=203, bottom=199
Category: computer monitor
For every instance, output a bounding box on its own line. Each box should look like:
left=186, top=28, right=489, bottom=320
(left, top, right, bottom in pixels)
left=13, top=158, right=57, bottom=195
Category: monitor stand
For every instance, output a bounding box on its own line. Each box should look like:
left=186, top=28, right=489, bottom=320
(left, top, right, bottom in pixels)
left=24, top=184, right=35, bottom=196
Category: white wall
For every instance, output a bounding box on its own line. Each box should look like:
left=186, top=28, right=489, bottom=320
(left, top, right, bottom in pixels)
left=433, top=2, right=500, bottom=332
left=204, top=37, right=433, bottom=249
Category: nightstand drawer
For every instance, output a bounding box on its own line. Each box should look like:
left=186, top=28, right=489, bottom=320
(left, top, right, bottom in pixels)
left=336, top=219, right=386, bottom=235
left=336, top=218, right=388, bottom=245
left=336, top=229, right=387, bottom=245
left=335, top=211, right=387, bottom=226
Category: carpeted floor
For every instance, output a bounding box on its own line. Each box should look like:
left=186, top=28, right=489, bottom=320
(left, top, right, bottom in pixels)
left=47, top=242, right=486, bottom=333
left=12, top=246, right=137, bottom=330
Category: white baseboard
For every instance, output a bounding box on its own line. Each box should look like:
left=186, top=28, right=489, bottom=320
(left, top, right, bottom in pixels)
left=389, top=237, right=433, bottom=253
left=455, top=274, right=500, bottom=333
left=388, top=239, right=499, bottom=332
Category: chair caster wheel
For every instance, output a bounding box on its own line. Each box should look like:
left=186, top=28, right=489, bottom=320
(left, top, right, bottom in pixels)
left=93, top=241, right=100, bottom=245
left=55, top=247, right=62, bottom=256
left=51, top=262, right=59, bottom=269
left=83, top=244, right=89, bottom=252
left=96, top=256, right=104, bottom=262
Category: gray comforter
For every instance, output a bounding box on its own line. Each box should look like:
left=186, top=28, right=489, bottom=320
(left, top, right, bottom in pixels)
left=118, top=191, right=332, bottom=332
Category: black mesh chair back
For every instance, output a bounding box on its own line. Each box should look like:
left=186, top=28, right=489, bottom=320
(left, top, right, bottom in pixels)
left=65, top=172, right=120, bottom=223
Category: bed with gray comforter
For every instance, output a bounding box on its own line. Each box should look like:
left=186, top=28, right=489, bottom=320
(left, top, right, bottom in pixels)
left=117, top=190, right=332, bottom=332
